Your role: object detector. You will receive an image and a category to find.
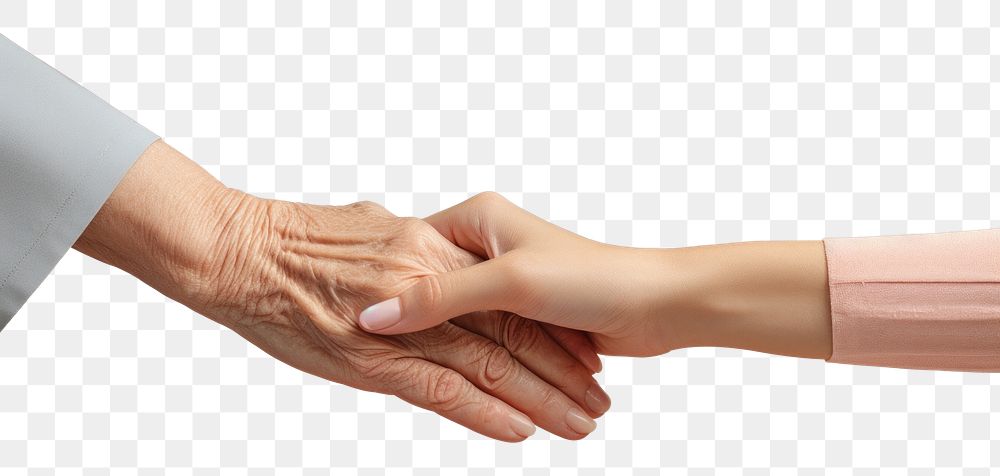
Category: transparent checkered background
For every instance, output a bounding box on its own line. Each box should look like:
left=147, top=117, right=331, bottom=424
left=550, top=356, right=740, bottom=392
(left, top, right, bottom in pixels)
left=1, top=0, right=998, bottom=473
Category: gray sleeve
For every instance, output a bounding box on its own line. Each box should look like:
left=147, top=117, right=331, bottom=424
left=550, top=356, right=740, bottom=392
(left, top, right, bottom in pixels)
left=0, top=33, right=159, bottom=331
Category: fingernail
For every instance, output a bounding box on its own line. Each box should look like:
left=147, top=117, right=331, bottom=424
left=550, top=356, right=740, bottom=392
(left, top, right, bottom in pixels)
left=508, top=411, right=536, bottom=439
left=358, top=298, right=401, bottom=331
left=585, top=384, right=611, bottom=414
left=565, top=407, right=597, bottom=435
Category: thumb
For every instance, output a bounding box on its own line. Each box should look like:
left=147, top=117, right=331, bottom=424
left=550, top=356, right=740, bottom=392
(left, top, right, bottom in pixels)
left=358, top=258, right=519, bottom=334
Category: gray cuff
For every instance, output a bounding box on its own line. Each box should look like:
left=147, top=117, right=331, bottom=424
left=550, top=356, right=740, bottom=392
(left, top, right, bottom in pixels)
left=0, top=34, right=159, bottom=330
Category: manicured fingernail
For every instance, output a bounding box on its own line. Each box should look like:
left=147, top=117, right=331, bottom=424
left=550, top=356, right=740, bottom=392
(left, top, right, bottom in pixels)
left=585, top=384, right=611, bottom=414
left=565, top=407, right=597, bottom=435
left=358, top=298, right=401, bottom=331
left=508, top=411, right=536, bottom=439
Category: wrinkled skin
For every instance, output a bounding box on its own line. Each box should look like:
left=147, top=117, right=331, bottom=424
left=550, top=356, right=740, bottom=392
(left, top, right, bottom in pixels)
left=200, top=198, right=610, bottom=440
left=75, top=141, right=609, bottom=441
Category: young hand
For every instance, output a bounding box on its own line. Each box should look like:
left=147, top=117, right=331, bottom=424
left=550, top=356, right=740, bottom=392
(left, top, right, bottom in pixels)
left=356, top=192, right=681, bottom=357
left=359, top=192, right=833, bottom=361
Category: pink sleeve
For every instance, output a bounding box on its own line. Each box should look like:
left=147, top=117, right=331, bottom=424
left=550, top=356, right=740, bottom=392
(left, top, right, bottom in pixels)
left=823, top=228, right=1000, bottom=372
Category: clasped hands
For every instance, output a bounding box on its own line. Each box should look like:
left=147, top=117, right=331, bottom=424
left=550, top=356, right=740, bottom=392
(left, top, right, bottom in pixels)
left=76, top=141, right=685, bottom=441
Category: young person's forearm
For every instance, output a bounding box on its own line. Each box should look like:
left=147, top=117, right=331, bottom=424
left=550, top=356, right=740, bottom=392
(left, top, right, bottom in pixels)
left=659, top=240, right=832, bottom=360
left=360, top=193, right=833, bottom=362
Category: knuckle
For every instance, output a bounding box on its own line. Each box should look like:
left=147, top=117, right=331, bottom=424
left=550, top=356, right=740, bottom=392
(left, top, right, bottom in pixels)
left=350, top=200, right=391, bottom=217
left=426, top=368, right=467, bottom=410
left=469, top=191, right=509, bottom=213
left=413, top=274, right=446, bottom=314
left=536, top=386, right=564, bottom=414
left=476, top=401, right=510, bottom=432
left=470, top=191, right=505, bottom=206
left=393, top=217, right=442, bottom=252
left=398, top=216, right=435, bottom=238
left=355, top=200, right=384, bottom=210
left=481, top=345, right=517, bottom=390
left=496, top=315, right=544, bottom=355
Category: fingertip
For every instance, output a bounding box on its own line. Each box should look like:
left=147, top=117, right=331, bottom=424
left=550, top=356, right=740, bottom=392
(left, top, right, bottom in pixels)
left=540, top=324, right=603, bottom=374
left=564, top=407, right=598, bottom=438
left=585, top=352, right=603, bottom=374
left=574, top=339, right=603, bottom=374
left=585, top=384, right=612, bottom=415
left=508, top=411, right=537, bottom=440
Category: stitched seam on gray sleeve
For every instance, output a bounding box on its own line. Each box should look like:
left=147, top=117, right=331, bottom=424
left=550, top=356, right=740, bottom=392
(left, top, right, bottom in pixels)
left=0, top=123, right=129, bottom=295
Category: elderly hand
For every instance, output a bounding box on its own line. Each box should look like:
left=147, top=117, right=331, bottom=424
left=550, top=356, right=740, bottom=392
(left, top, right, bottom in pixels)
left=73, top=141, right=611, bottom=441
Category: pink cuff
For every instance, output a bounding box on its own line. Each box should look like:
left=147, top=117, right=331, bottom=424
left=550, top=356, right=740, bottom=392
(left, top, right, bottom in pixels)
left=823, top=228, right=1000, bottom=372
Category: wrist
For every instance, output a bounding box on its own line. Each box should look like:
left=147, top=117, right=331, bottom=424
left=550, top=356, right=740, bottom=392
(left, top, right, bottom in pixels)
left=599, top=246, right=695, bottom=355
left=640, top=246, right=709, bottom=352
left=658, top=240, right=832, bottom=359
left=73, top=140, right=257, bottom=310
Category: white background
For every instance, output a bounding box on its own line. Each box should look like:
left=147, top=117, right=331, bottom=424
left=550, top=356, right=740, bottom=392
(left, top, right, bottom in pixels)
left=1, top=0, right=998, bottom=474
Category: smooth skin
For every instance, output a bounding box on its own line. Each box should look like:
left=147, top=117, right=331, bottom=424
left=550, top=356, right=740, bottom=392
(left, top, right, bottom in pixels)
left=360, top=192, right=834, bottom=361
left=73, top=141, right=611, bottom=442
